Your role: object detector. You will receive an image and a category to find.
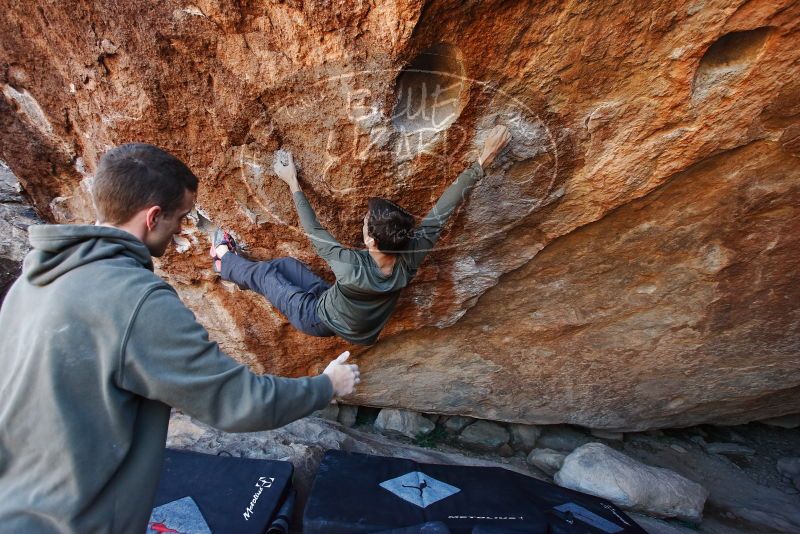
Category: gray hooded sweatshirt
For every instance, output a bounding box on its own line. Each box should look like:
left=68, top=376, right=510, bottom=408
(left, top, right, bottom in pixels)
left=0, top=225, right=333, bottom=532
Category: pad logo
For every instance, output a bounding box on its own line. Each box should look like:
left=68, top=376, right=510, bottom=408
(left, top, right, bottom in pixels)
left=243, top=476, right=275, bottom=521
left=379, top=471, right=460, bottom=508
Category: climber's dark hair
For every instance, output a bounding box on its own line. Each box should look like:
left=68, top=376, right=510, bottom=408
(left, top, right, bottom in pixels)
left=367, top=197, right=416, bottom=253
left=92, top=143, right=198, bottom=224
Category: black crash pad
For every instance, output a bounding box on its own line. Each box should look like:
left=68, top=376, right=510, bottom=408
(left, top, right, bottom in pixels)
left=303, top=450, right=646, bottom=534
left=149, top=449, right=293, bottom=534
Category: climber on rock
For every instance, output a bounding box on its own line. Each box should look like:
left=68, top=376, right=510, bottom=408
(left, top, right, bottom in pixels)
left=211, top=125, right=512, bottom=345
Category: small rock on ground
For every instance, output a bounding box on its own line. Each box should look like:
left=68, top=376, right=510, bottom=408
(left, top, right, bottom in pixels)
left=526, top=448, right=566, bottom=476
left=498, top=444, right=515, bottom=457
left=313, top=404, right=339, bottom=421
left=554, top=443, right=708, bottom=522
left=457, top=420, right=510, bottom=452
left=443, top=416, right=475, bottom=433
left=375, top=409, right=435, bottom=439
left=536, top=425, right=592, bottom=452
left=508, top=423, right=541, bottom=451
left=337, top=405, right=358, bottom=427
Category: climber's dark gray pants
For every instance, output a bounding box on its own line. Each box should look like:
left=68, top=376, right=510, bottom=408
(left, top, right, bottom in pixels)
left=220, top=254, right=335, bottom=337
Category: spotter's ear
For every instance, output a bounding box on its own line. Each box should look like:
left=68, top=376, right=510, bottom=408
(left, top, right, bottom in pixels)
left=145, top=205, right=162, bottom=231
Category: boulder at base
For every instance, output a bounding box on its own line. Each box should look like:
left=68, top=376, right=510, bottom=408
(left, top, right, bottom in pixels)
left=554, top=443, right=708, bottom=523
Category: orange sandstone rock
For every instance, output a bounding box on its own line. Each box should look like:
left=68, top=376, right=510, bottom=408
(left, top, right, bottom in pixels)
left=0, top=0, right=797, bottom=429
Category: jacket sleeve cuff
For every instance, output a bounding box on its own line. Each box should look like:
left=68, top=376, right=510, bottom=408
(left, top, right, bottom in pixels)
left=311, top=373, right=335, bottom=410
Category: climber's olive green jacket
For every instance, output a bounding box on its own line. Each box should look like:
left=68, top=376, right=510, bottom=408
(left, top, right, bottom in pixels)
left=295, top=161, right=485, bottom=345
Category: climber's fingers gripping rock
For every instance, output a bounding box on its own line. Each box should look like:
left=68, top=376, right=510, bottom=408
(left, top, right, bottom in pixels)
left=478, top=125, right=512, bottom=168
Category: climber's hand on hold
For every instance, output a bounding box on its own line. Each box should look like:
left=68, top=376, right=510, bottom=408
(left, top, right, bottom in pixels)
left=478, top=125, right=511, bottom=169
left=323, top=351, right=361, bottom=398
left=273, top=150, right=300, bottom=193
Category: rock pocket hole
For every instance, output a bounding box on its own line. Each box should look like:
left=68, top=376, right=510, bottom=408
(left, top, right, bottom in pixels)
left=392, top=44, right=467, bottom=133
left=693, top=27, right=771, bottom=98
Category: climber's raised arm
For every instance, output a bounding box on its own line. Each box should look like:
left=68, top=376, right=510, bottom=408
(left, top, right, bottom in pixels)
left=273, top=151, right=359, bottom=273
left=404, top=125, right=511, bottom=271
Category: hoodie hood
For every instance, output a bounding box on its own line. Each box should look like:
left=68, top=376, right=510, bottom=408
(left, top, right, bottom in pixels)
left=25, top=225, right=153, bottom=286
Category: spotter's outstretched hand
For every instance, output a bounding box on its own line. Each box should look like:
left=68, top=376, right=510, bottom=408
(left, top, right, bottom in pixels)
left=323, top=351, right=360, bottom=397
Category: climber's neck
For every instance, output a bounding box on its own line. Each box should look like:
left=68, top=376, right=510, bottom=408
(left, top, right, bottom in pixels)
left=369, top=248, right=396, bottom=276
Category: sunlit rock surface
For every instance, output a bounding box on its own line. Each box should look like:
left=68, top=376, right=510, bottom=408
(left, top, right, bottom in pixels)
left=0, top=0, right=797, bottom=429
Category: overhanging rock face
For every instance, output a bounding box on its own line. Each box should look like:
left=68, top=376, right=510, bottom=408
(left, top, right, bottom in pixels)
left=0, top=1, right=798, bottom=430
